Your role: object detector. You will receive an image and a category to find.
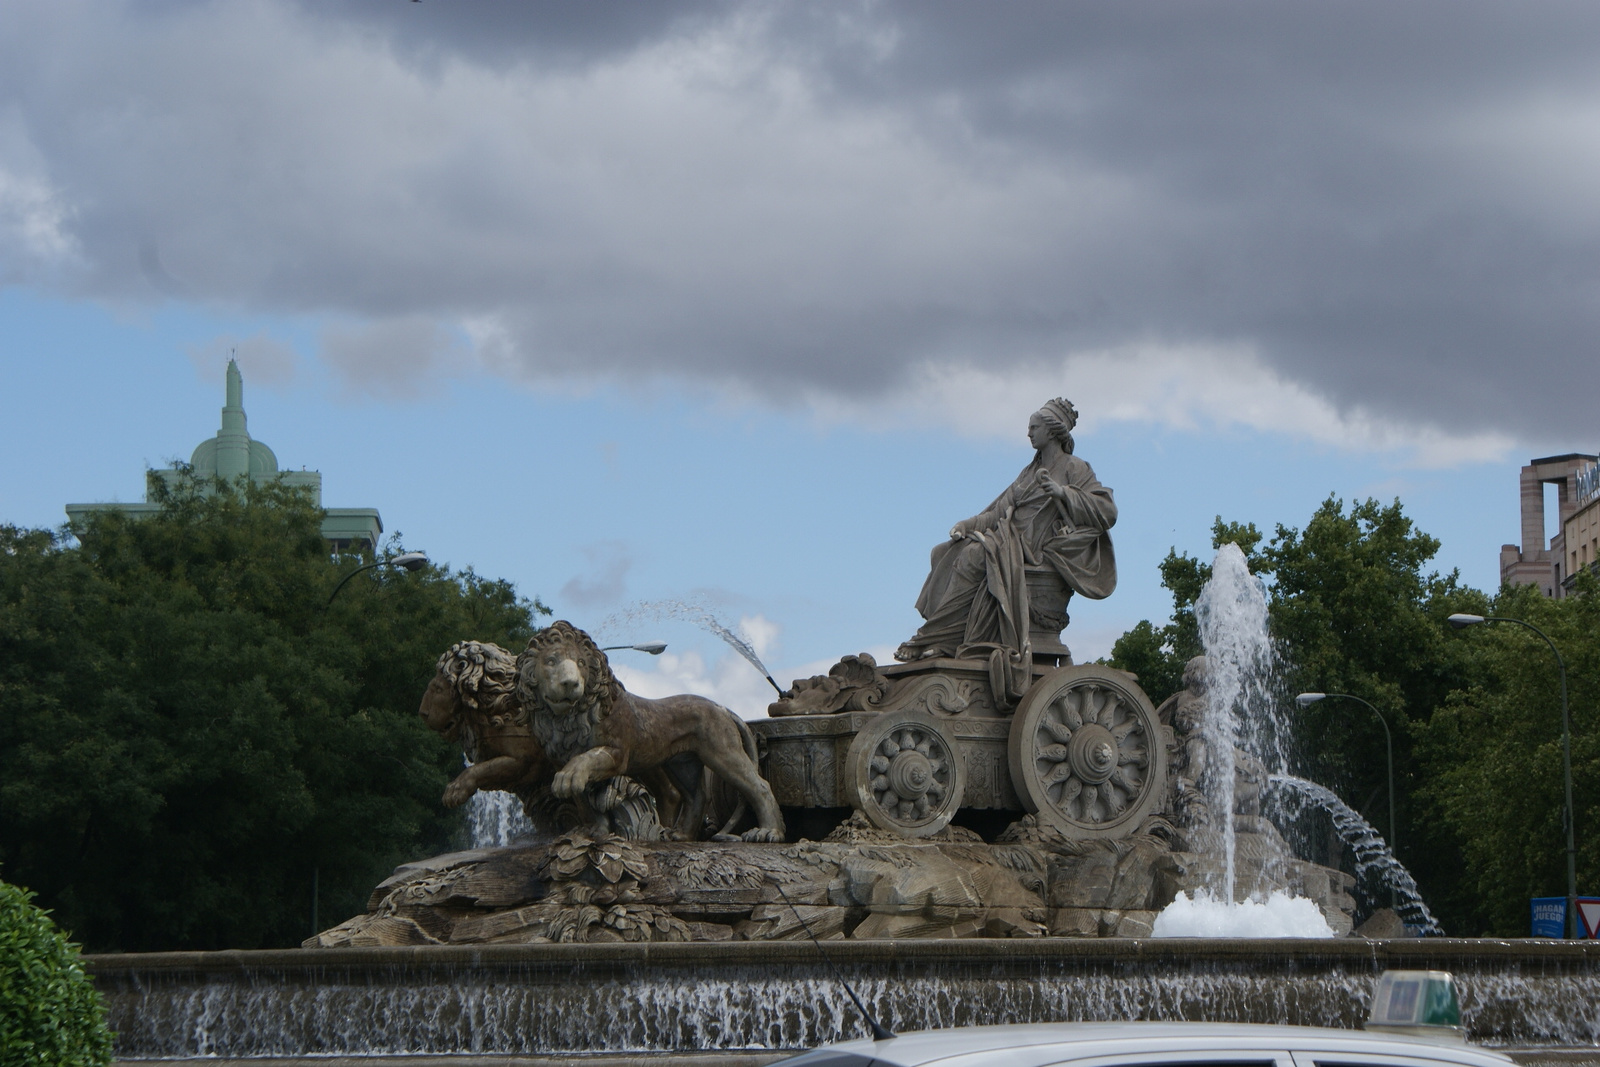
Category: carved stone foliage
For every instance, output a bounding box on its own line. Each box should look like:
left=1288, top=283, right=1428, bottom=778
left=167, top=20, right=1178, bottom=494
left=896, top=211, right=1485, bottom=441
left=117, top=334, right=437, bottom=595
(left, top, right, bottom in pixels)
left=1007, top=665, right=1168, bottom=840
left=876, top=672, right=992, bottom=717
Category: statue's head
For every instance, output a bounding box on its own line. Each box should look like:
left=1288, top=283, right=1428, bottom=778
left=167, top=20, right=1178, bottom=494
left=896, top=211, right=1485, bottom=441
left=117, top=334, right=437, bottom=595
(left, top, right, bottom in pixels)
left=516, top=621, right=614, bottom=718
left=420, top=640, right=522, bottom=736
left=1182, top=655, right=1209, bottom=694
left=1029, top=397, right=1079, bottom=454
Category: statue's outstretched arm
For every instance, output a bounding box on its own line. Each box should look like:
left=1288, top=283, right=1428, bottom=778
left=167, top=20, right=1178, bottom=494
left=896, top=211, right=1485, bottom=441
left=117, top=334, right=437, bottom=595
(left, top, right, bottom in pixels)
left=949, top=487, right=1013, bottom=539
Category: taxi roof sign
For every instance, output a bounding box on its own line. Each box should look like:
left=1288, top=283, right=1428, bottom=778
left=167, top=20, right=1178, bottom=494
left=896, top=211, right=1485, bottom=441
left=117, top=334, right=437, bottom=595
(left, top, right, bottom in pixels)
left=1365, top=970, right=1463, bottom=1042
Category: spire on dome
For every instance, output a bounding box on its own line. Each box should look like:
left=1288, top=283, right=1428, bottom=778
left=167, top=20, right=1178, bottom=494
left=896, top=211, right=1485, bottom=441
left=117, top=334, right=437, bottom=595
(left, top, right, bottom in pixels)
left=215, top=358, right=250, bottom=479
left=225, top=358, right=243, bottom=411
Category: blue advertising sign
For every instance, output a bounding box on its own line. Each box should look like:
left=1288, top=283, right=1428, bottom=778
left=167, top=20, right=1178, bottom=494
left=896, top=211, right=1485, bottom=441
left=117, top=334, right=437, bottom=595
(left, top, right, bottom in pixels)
left=1531, top=897, right=1566, bottom=938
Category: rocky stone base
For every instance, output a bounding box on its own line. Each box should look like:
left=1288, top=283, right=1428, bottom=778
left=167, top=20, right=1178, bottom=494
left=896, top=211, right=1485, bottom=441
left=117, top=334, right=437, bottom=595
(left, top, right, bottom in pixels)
left=306, top=812, right=1357, bottom=947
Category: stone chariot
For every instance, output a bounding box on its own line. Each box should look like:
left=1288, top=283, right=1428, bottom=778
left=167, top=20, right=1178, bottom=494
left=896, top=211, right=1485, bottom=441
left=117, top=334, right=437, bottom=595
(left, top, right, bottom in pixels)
left=756, top=609, right=1169, bottom=843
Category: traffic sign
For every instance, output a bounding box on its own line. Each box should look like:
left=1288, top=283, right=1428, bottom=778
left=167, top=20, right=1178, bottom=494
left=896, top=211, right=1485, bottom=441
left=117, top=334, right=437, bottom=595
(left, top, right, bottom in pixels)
left=1576, top=898, right=1600, bottom=938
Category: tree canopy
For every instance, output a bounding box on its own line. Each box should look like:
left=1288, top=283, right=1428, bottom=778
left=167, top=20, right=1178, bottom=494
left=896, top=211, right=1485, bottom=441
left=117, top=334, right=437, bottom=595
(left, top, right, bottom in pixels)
left=1412, top=574, right=1600, bottom=935
left=0, top=475, right=546, bottom=951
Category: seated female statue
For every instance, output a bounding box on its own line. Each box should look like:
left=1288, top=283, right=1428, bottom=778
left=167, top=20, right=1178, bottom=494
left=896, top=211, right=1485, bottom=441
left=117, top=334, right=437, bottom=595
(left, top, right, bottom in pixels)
left=894, top=397, right=1117, bottom=665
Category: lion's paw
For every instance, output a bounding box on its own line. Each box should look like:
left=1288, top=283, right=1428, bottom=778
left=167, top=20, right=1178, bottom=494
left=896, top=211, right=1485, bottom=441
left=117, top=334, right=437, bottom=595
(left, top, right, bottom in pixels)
left=741, top=827, right=785, bottom=843
left=442, top=782, right=474, bottom=808
left=551, top=771, right=582, bottom=799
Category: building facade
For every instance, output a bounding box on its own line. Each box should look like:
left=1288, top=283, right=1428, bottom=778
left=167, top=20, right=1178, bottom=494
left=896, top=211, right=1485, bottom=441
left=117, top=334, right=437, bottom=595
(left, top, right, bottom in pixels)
left=1562, top=460, right=1600, bottom=592
left=1499, top=452, right=1599, bottom=597
left=66, top=360, right=382, bottom=550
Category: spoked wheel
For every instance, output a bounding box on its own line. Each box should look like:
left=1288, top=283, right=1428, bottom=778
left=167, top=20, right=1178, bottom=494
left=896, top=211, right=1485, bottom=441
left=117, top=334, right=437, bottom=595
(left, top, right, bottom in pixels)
left=1007, top=665, right=1166, bottom=840
left=845, top=710, right=966, bottom=838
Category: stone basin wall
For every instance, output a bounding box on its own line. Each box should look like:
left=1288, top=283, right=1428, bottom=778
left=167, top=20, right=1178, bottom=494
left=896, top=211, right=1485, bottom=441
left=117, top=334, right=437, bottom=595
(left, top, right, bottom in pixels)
left=90, top=938, right=1600, bottom=1058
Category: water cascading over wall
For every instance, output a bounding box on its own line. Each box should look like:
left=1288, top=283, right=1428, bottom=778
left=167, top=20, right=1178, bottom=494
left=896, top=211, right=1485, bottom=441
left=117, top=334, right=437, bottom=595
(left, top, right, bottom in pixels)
left=90, top=940, right=1600, bottom=1057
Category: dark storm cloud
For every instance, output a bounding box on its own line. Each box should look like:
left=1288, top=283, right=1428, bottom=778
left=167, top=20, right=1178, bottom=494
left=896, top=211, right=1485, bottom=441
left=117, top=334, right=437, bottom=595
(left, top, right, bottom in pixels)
left=2, top=1, right=1598, bottom=443
left=295, top=0, right=740, bottom=69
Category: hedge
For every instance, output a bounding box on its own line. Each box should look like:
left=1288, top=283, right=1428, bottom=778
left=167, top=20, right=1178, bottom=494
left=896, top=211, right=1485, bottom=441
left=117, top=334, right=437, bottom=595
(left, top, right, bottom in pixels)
left=0, top=878, right=112, bottom=1067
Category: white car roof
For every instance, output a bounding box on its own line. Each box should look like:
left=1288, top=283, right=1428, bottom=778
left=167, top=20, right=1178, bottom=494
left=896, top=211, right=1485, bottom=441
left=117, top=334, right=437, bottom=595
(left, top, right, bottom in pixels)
left=799, top=1023, right=1513, bottom=1067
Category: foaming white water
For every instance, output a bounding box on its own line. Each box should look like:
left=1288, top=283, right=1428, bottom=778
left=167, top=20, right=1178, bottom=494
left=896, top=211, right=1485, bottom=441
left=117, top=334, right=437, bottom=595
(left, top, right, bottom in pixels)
left=1193, top=543, right=1279, bottom=900
left=1152, top=890, right=1335, bottom=939
left=467, top=789, right=533, bottom=849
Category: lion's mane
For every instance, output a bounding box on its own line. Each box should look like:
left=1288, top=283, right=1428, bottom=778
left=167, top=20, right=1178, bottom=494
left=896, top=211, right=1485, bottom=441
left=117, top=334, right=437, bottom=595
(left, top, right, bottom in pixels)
left=516, top=621, right=619, bottom=764
left=436, top=640, right=525, bottom=728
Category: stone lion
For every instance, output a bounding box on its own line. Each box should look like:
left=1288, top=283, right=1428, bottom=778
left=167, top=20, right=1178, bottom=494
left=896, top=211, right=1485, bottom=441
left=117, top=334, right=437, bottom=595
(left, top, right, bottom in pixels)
left=516, top=621, right=786, bottom=842
left=419, top=640, right=552, bottom=810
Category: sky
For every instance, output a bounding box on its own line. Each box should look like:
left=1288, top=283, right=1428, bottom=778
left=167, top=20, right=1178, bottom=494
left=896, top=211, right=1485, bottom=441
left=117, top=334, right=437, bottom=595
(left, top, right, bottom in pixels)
left=1, top=1, right=1596, bottom=718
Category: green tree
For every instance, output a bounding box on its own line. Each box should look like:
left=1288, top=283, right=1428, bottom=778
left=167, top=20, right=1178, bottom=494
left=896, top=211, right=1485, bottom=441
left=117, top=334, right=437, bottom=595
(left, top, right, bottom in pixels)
left=0, top=877, right=112, bottom=1067
left=1413, top=575, right=1600, bottom=935
left=0, top=474, right=546, bottom=951
left=1257, top=498, right=1486, bottom=795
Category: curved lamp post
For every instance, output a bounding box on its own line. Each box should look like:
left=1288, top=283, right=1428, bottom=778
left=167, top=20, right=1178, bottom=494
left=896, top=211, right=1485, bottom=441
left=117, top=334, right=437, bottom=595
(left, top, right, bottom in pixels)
left=1296, top=691, right=1397, bottom=907
left=601, top=642, right=669, bottom=655
left=327, top=551, right=429, bottom=605
left=1448, top=612, right=1575, bottom=937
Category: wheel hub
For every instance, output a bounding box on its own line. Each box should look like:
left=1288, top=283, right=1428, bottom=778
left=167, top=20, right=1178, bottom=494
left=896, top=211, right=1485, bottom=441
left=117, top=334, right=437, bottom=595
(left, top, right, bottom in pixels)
left=888, top=750, right=934, bottom=799
left=1068, top=723, right=1117, bottom=784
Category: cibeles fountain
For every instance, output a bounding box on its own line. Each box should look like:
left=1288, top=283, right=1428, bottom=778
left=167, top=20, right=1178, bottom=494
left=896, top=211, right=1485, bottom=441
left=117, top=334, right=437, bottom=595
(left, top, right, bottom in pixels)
left=90, top=399, right=1600, bottom=1059
left=297, top=397, right=1349, bottom=949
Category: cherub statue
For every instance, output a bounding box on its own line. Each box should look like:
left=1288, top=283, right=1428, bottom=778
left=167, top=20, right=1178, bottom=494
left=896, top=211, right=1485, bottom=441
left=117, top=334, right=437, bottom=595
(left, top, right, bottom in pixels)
left=1158, top=655, right=1214, bottom=830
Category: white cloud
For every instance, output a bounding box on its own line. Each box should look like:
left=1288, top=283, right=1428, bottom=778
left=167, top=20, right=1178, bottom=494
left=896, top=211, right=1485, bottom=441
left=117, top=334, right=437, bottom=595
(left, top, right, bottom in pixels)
left=808, top=344, right=1516, bottom=470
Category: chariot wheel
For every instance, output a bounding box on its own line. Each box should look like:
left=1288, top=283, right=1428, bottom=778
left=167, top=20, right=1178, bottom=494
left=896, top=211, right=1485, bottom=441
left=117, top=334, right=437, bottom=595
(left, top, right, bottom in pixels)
left=1007, top=665, right=1166, bottom=840
left=845, top=711, right=965, bottom=838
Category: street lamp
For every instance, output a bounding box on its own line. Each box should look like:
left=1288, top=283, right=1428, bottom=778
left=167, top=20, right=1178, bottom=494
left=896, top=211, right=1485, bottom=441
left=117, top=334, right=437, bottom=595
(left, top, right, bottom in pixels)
left=601, top=642, right=668, bottom=655
left=1295, top=691, right=1397, bottom=865
left=327, top=551, right=430, bottom=605
left=1448, top=612, right=1575, bottom=937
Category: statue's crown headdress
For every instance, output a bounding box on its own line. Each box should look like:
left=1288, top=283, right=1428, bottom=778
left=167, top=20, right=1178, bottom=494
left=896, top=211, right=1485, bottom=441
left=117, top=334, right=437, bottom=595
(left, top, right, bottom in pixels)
left=1041, top=397, right=1078, bottom=431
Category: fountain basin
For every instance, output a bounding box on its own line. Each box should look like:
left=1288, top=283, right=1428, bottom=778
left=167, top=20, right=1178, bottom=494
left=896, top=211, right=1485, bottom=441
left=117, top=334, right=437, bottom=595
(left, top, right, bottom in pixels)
left=91, top=938, right=1600, bottom=1059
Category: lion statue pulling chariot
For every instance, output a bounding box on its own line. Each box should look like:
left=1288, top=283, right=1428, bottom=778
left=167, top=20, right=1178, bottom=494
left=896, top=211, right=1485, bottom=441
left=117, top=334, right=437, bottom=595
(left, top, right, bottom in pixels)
left=421, top=623, right=784, bottom=843
left=516, top=621, right=785, bottom=842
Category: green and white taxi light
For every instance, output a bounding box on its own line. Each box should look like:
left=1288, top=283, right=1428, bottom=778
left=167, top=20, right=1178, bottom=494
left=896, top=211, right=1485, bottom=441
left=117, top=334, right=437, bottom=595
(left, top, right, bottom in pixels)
left=1365, top=970, right=1464, bottom=1042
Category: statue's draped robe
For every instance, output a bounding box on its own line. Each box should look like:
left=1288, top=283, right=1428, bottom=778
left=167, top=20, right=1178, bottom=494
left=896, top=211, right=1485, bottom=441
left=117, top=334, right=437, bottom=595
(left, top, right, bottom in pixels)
left=908, top=450, right=1116, bottom=660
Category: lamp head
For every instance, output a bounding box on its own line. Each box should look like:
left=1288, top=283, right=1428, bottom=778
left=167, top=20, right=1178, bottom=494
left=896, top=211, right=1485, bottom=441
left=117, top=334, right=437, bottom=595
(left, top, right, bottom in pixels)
left=1447, top=613, right=1485, bottom=630
left=390, top=551, right=429, bottom=572
left=600, top=641, right=670, bottom=655
left=1296, top=692, right=1326, bottom=707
